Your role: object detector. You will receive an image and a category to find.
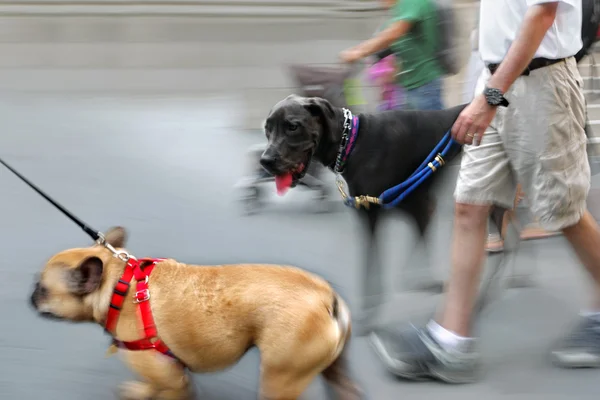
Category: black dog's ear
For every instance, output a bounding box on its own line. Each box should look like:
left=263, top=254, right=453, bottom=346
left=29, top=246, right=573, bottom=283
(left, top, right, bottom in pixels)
left=103, top=226, right=127, bottom=248
left=304, top=97, right=335, bottom=121
left=70, top=256, right=104, bottom=295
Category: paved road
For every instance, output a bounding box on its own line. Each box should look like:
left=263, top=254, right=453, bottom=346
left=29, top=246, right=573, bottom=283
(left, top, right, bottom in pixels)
left=0, top=89, right=599, bottom=400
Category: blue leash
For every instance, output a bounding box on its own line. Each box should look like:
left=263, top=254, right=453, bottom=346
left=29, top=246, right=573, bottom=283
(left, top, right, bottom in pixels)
left=337, top=131, right=457, bottom=209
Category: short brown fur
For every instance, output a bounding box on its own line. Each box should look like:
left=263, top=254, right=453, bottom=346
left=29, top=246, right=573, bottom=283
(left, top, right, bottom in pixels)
left=30, top=227, right=362, bottom=400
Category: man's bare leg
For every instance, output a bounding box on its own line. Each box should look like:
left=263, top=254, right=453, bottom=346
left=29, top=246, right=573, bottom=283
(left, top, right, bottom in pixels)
left=439, top=203, right=490, bottom=336
left=562, top=211, right=600, bottom=296
left=551, top=211, right=600, bottom=368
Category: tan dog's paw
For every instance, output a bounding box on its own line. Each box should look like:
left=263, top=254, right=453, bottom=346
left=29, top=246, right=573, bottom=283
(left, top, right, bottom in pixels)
left=118, top=381, right=154, bottom=400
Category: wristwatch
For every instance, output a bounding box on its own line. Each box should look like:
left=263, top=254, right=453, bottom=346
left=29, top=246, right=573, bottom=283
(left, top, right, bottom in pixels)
left=483, top=86, right=509, bottom=107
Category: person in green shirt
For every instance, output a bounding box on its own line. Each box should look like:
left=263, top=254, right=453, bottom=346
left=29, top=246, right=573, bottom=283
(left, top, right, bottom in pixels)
left=340, top=0, right=445, bottom=110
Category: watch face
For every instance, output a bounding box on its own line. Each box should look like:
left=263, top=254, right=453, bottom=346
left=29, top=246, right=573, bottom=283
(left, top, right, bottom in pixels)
left=485, top=88, right=503, bottom=105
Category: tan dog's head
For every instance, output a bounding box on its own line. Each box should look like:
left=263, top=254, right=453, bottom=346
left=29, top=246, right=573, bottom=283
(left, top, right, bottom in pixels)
left=30, top=226, right=127, bottom=322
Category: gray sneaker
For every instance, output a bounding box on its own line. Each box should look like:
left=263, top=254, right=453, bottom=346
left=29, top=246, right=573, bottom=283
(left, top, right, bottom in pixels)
left=551, top=316, right=600, bottom=368
left=368, top=324, right=480, bottom=383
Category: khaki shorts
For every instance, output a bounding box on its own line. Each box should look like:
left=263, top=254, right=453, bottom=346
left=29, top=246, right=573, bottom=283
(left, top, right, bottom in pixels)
left=454, top=57, right=590, bottom=231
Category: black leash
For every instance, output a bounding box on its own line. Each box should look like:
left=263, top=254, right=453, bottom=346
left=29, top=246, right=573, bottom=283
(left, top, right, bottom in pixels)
left=0, top=157, right=102, bottom=242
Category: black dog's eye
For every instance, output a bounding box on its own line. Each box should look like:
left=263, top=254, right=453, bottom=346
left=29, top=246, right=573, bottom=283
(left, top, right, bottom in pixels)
left=287, top=122, right=299, bottom=132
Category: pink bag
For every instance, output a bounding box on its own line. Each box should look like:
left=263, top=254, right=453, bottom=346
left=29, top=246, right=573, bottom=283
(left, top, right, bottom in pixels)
left=367, top=54, right=404, bottom=111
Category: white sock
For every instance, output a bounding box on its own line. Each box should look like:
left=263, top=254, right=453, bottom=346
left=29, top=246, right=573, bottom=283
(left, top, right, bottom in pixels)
left=427, top=320, right=476, bottom=354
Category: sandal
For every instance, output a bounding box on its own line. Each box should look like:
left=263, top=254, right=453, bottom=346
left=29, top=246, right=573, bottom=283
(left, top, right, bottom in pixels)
left=485, top=233, right=505, bottom=253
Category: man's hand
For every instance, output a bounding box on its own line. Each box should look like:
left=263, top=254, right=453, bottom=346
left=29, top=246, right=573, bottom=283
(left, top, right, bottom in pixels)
left=339, top=48, right=364, bottom=64
left=451, top=94, right=497, bottom=146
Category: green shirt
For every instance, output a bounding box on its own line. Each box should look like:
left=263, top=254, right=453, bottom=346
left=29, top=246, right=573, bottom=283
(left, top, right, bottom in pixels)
left=389, top=0, right=444, bottom=90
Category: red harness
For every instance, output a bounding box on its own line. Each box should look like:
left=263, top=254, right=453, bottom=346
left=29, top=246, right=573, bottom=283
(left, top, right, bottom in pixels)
left=104, top=257, right=180, bottom=363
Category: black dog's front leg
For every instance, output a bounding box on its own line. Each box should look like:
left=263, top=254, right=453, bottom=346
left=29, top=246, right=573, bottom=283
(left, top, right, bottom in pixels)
left=401, top=195, right=445, bottom=293
left=355, top=207, right=383, bottom=336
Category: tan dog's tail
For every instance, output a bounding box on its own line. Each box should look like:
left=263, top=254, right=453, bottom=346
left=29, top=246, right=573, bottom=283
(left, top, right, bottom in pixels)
left=322, top=292, right=363, bottom=399
left=331, top=293, right=351, bottom=347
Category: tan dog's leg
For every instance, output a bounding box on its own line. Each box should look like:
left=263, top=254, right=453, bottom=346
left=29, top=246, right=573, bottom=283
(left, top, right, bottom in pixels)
left=259, top=365, right=321, bottom=400
left=120, top=350, right=193, bottom=400
left=259, top=294, right=362, bottom=400
left=259, top=346, right=361, bottom=400
left=321, top=344, right=363, bottom=400
left=258, top=320, right=340, bottom=400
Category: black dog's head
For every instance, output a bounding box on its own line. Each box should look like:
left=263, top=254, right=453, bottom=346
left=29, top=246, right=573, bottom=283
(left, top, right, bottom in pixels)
left=260, top=94, right=338, bottom=193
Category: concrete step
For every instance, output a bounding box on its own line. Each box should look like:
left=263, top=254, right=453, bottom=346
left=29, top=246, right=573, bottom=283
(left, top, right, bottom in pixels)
left=0, top=5, right=372, bottom=17
left=0, top=0, right=382, bottom=17
left=0, top=17, right=383, bottom=43
left=0, top=0, right=375, bottom=6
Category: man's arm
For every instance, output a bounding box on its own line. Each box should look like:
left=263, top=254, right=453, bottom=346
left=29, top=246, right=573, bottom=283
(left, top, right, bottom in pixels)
left=351, top=21, right=412, bottom=59
left=487, top=2, right=559, bottom=93
left=340, top=0, right=423, bottom=63
left=451, top=2, right=561, bottom=145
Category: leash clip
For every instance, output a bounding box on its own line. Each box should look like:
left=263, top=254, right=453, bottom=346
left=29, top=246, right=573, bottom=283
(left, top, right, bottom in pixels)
left=336, top=176, right=381, bottom=210
left=354, top=195, right=381, bottom=210
left=96, top=232, right=133, bottom=262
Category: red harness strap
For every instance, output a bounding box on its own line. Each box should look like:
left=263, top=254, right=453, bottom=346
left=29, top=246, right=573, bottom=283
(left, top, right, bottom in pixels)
left=104, top=257, right=179, bottom=362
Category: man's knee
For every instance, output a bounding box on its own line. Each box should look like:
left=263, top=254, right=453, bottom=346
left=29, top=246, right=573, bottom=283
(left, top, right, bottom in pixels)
left=454, top=202, right=491, bottom=228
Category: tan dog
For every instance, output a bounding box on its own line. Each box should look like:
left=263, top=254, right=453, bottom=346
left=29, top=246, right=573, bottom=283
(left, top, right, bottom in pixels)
left=30, top=227, right=362, bottom=400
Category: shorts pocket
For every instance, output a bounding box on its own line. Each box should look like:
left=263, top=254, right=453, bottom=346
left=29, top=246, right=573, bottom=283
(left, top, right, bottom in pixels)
left=547, top=63, right=573, bottom=113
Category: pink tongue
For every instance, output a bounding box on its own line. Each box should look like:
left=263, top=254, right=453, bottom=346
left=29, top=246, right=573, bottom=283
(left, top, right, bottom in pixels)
left=275, top=173, right=293, bottom=196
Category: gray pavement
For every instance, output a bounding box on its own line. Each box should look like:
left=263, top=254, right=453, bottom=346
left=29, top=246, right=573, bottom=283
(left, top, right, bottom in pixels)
left=0, top=90, right=599, bottom=400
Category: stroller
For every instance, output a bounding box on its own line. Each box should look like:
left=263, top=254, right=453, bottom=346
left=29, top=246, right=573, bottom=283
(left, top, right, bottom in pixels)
left=236, top=63, right=364, bottom=215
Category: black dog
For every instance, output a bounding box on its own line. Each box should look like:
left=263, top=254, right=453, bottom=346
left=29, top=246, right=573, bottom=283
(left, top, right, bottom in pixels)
left=260, top=94, right=467, bottom=334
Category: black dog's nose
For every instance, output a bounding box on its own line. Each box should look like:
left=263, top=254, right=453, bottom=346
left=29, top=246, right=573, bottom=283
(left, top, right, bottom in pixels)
left=260, top=152, right=279, bottom=174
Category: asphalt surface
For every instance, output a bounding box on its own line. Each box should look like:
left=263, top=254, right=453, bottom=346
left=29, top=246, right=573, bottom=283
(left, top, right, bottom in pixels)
left=1, top=87, right=600, bottom=398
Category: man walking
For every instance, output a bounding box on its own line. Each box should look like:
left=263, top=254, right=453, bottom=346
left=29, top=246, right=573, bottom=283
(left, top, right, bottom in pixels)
left=370, top=0, right=600, bottom=382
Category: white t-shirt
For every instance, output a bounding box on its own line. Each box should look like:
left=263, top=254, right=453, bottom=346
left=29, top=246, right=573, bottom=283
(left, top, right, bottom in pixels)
left=479, top=0, right=582, bottom=64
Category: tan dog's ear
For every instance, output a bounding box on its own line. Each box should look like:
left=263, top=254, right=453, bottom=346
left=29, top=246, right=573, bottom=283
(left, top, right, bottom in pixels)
left=104, top=226, right=127, bottom=248
left=70, top=256, right=104, bottom=295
